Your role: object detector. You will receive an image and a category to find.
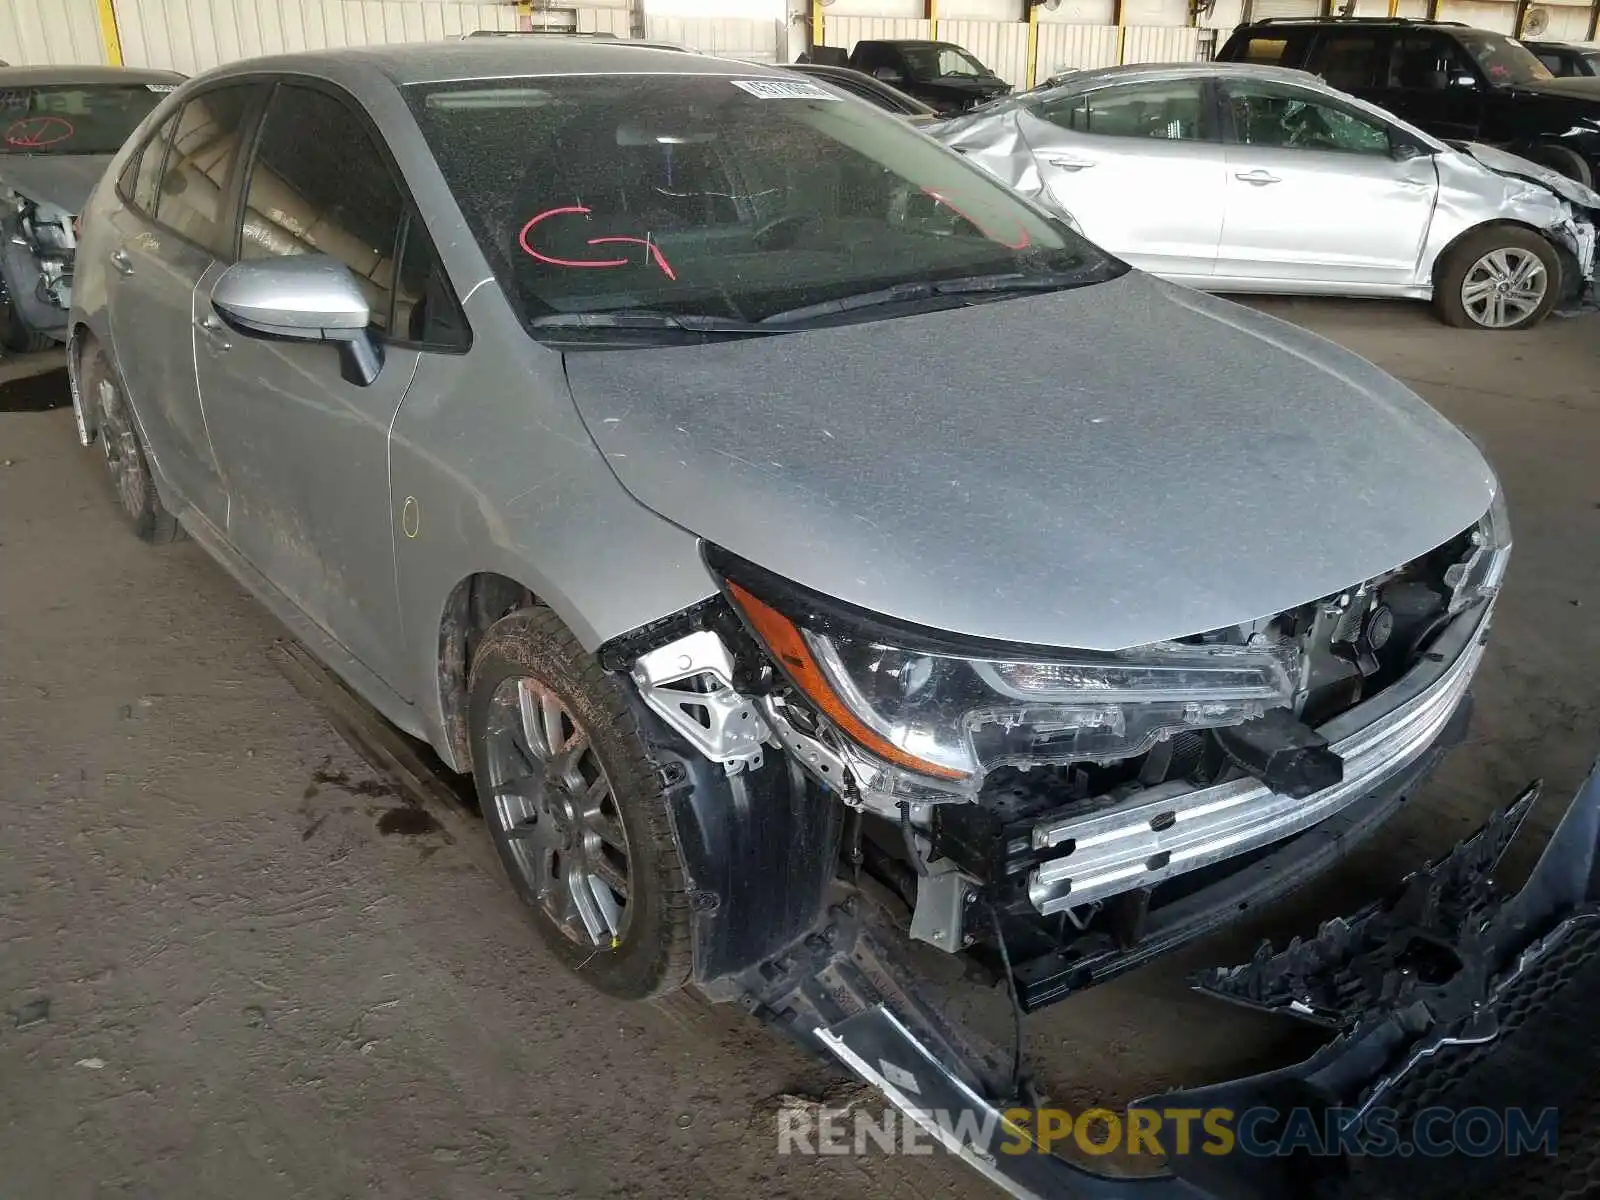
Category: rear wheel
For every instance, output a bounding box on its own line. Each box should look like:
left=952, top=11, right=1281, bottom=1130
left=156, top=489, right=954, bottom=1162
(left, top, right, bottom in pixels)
left=1433, top=227, right=1560, bottom=331
left=467, top=607, right=693, bottom=999
left=83, top=346, right=184, bottom=542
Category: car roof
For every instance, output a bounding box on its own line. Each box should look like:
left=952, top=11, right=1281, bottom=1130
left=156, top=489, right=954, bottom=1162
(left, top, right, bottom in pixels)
left=1042, top=61, right=1322, bottom=90
left=1237, top=16, right=1470, bottom=28
left=0, top=64, right=185, bottom=87
left=460, top=30, right=691, bottom=52
left=197, top=39, right=774, bottom=88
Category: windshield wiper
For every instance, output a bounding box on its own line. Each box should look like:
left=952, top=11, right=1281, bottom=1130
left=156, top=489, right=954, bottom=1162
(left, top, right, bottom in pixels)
left=759, top=269, right=1098, bottom=327
left=529, top=311, right=774, bottom=335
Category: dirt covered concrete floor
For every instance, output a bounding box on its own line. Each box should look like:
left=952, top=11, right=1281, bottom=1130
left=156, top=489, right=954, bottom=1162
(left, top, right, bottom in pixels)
left=2, top=301, right=1598, bottom=1199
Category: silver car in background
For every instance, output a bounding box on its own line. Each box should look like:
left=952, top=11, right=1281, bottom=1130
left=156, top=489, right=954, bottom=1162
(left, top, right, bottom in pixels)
left=937, top=62, right=1600, bottom=329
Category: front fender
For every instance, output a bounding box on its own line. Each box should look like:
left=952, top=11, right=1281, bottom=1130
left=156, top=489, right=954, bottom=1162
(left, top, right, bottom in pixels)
left=390, top=288, right=717, bottom=768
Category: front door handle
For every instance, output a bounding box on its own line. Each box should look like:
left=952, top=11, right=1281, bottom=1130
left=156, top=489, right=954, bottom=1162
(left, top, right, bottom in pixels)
left=1046, top=155, right=1097, bottom=171
left=196, top=313, right=231, bottom=352
left=110, top=249, right=134, bottom=276
left=1234, top=169, right=1281, bottom=185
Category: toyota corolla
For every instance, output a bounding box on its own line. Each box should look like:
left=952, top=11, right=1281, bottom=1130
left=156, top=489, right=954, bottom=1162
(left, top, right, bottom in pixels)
left=68, top=38, right=1508, bottom=1192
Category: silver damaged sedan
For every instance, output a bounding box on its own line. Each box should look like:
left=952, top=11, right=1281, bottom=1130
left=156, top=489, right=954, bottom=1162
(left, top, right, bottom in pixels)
left=937, top=62, right=1600, bottom=330
left=71, top=42, right=1507, bottom=1059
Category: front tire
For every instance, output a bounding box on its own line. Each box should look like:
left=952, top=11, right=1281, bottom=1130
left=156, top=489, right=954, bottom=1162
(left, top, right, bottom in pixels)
left=467, top=607, right=693, bottom=1000
left=82, top=346, right=184, bottom=543
left=1523, top=143, right=1593, bottom=189
left=1434, top=227, right=1560, bottom=331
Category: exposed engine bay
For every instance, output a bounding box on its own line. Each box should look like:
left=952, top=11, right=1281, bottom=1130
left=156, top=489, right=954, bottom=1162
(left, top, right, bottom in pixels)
left=0, top=184, right=78, bottom=341
left=614, top=498, right=1508, bottom=1011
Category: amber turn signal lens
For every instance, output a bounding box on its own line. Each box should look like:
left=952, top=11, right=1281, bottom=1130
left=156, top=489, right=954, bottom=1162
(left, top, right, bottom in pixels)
left=725, top=580, right=969, bottom=782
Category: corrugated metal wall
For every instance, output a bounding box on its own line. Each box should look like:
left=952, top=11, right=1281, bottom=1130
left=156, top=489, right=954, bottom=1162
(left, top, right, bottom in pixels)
left=1122, top=24, right=1201, bottom=63
left=1035, top=22, right=1121, bottom=73
left=1034, top=22, right=1203, bottom=76
left=822, top=14, right=935, bottom=48
left=103, top=1, right=780, bottom=74
left=1524, top=0, right=1594, bottom=38
left=0, top=0, right=109, bottom=66
left=645, top=16, right=782, bottom=60
left=1434, top=0, right=1518, bottom=30
left=939, top=17, right=1029, bottom=87
left=576, top=6, right=634, bottom=36
left=111, top=0, right=520, bottom=74
left=4, top=0, right=1557, bottom=83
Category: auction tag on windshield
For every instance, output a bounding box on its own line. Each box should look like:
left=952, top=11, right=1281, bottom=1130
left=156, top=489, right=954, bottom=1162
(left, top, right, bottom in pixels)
left=729, top=78, right=840, bottom=101
left=145, top=83, right=178, bottom=93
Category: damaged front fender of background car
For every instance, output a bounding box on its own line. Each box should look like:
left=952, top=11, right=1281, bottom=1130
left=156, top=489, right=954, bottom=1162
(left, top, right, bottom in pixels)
left=934, top=108, right=1083, bottom=230
left=1430, top=148, right=1599, bottom=304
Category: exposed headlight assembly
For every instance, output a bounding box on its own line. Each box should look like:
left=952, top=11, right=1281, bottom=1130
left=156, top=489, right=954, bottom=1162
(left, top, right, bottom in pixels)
left=1448, top=480, right=1511, bottom=612
left=716, top=555, right=1297, bottom=801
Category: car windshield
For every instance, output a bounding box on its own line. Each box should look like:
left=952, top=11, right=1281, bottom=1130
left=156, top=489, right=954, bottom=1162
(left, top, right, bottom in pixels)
left=900, top=44, right=992, bottom=80
left=0, top=83, right=170, bottom=155
left=406, top=75, right=1117, bottom=337
left=1457, top=31, right=1553, bottom=85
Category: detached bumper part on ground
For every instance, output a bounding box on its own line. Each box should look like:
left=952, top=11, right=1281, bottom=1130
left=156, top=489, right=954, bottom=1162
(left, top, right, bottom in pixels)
left=809, top=762, right=1600, bottom=1200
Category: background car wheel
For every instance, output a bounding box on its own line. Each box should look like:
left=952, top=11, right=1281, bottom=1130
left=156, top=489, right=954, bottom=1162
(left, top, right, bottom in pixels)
left=83, top=347, right=184, bottom=543
left=1523, top=144, right=1593, bottom=189
left=0, top=283, right=54, bottom=354
left=467, top=607, right=693, bottom=1000
left=1434, top=227, right=1560, bottom=331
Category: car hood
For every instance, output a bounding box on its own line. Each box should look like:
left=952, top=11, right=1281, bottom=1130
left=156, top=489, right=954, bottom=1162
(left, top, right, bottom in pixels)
left=1506, top=76, right=1600, bottom=101
left=0, top=154, right=113, bottom=212
left=563, top=273, right=1495, bottom=651
left=912, top=76, right=1011, bottom=106
left=1452, top=140, right=1600, bottom=211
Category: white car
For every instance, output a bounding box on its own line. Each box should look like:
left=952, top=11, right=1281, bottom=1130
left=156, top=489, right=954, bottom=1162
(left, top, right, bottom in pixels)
left=936, top=61, right=1600, bottom=330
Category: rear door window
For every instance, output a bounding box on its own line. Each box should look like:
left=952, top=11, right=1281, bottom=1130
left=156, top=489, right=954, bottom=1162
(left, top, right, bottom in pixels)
left=1033, top=80, right=1211, bottom=141
left=122, top=109, right=179, bottom=216
left=154, top=85, right=260, bottom=256
left=1304, top=32, right=1386, bottom=90
left=1388, top=34, right=1477, bottom=89
left=1237, top=36, right=1291, bottom=64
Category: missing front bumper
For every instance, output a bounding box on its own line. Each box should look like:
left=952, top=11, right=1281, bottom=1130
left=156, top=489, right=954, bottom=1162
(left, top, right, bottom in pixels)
left=804, top=759, right=1600, bottom=1200
left=1026, top=603, right=1488, bottom=918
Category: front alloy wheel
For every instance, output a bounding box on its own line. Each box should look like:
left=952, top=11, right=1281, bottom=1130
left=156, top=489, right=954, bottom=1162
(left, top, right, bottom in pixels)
left=1435, top=227, right=1560, bottom=331
left=1459, top=248, right=1548, bottom=329
left=484, top=676, right=633, bottom=947
left=466, top=607, right=692, bottom=999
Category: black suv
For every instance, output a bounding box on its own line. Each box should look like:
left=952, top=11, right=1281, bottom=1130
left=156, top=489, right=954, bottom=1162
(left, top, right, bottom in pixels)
left=1217, top=17, right=1600, bottom=184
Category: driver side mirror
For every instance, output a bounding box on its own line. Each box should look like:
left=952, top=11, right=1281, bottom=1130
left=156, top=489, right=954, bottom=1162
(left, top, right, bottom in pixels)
left=211, top=255, right=384, bottom=387
left=1451, top=71, right=1480, bottom=89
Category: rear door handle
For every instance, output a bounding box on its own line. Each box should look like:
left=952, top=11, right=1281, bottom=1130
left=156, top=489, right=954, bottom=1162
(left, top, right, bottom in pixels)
left=196, top=313, right=231, bottom=352
left=110, top=249, right=134, bottom=276
left=1046, top=155, right=1097, bottom=171
left=1233, top=170, right=1281, bottom=185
